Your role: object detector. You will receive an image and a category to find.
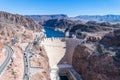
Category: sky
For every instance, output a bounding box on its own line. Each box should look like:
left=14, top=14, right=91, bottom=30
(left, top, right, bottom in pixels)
left=0, top=0, right=120, bottom=17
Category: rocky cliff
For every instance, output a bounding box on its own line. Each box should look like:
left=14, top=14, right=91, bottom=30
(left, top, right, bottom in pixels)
left=43, top=19, right=114, bottom=38
left=100, top=29, right=120, bottom=47
left=0, top=11, right=50, bottom=80
left=69, top=21, right=114, bottom=36
left=26, top=14, right=68, bottom=25
left=30, top=44, right=50, bottom=80
left=72, top=44, right=120, bottom=80
left=44, top=19, right=74, bottom=28
left=0, top=11, right=41, bottom=31
left=0, top=11, right=43, bottom=44
left=72, top=29, right=120, bottom=80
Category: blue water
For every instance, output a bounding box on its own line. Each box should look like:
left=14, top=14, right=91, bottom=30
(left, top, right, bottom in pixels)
left=44, top=27, right=65, bottom=38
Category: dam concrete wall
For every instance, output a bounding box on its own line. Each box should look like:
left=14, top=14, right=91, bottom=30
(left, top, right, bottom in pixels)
left=60, top=38, right=82, bottom=65
left=41, top=38, right=83, bottom=80
left=41, top=38, right=66, bottom=68
left=41, top=38, right=82, bottom=68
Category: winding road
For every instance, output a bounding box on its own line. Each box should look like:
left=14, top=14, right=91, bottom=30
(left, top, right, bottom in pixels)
left=23, top=43, right=33, bottom=80
left=23, top=33, right=45, bottom=80
left=0, top=46, right=13, bottom=74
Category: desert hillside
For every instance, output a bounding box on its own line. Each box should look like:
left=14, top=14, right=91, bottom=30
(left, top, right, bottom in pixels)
left=72, top=29, right=120, bottom=80
left=0, top=11, right=50, bottom=80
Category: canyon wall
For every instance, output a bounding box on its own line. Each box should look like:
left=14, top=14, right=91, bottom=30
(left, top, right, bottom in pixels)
left=72, top=29, right=120, bottom=80
left=0, top=11, right=50, bottom=80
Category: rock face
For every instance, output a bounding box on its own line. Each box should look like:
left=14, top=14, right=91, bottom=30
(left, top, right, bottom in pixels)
left=0, top=11, right=41, bottom=31
left=69, top=22, right=113, bottom=37
left=100, top=29, right=120, bottom=47
left=30, top=44, right=50, bottom=80
left=100, top=29, right=120, bottom=63
left=43, top=19, right=78, bottom=29
left=0, top=11, right=50, bottom=80
left=72, top=44, right=120, bottom=80
left=72, top=29, right=120, bottom=80
left=69, top=23, right=103, bottom=34
left=42, top=19, right=113, bottom=38
left=0, top=11, right=42, bottom=44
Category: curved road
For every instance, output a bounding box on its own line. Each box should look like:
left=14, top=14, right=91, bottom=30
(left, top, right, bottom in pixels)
left=0, top=46, right=13, bottom=74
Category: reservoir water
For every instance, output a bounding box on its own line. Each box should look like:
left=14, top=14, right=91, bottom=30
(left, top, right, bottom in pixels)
left=44, top=27, right=65, bottom=38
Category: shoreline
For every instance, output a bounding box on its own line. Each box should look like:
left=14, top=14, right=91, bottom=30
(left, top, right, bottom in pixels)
left=44, top=26, right=65, bottom=38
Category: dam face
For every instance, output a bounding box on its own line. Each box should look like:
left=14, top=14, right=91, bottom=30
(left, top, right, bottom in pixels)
left=41, top=38, right=66, bottom=67
left=41, top=38, right=81, bottom=67
left=41, top=38, right=83, bottom=80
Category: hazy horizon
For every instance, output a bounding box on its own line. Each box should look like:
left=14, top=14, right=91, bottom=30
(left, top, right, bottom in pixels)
left=0, top=0, right=120, bottom=17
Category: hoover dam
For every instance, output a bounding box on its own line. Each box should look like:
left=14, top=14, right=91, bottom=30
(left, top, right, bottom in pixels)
left=0, top=11, right=120, bottom=80
left=41, top=37, right=83, bottom=80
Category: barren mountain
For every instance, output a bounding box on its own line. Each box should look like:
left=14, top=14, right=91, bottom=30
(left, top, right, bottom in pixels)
left=72, top=29, right=120, bottom=80
left=0, top=11, right=50, bottom=80
left=26, top=14, right=68, bottom=25
left=73, top=15, right=120, bottom=22
left=43, top=19, right=115, bottom=38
